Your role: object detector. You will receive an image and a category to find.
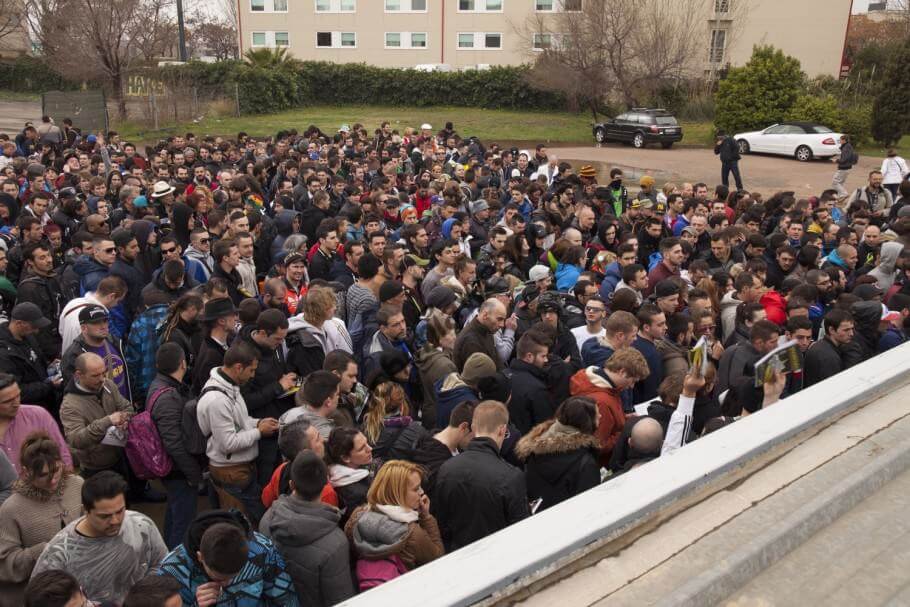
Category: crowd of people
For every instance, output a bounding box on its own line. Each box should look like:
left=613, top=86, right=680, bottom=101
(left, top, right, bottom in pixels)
left=0, top=115, right=908, bottom=606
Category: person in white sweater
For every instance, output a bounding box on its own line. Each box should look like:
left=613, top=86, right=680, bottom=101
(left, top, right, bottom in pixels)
left=196, top=341, right=279, bottom=525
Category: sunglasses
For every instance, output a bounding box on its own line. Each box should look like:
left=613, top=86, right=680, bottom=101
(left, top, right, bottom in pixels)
left=198, top=238, right=210, bottom=244
left=161, top=247, right=177, bottom=254
left=102, top=247, right=115, bottom=253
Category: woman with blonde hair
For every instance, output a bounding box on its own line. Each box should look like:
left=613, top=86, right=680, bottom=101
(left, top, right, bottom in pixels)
left=0, top=431, right=83, bottom=604
left=345, top=460, right=444, bottom=589
left=362, top=370, right=420, bottom=461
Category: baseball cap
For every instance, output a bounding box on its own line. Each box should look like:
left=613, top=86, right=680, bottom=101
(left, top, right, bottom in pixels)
left=854, top=283, right=883, bottom=301
left=11, top=302, right=50, bottom=329
left=485, top=276, right=510, bottom=296
left=528, top=265, right=550, bottom=282
left=379, top=280, right=405, bottom=303
left=132, top=195, right=149, bottom=208
left=79, top=304, right=109, bottom=325
left=510, top=168, right=522, bottom=179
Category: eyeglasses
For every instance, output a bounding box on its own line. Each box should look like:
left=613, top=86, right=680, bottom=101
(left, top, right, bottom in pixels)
left=585, top=306, right=606, bottom=312
left=199, top=238, right=210, bottom=244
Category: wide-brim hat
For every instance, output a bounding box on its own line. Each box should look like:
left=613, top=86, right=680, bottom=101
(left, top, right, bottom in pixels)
left=203, top=297, right=237, bottom=321
left=150, top=181, right=176, bottom=198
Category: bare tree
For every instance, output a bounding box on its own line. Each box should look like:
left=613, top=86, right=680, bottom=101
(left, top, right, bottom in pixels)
left=520, top=0, right=747, bottom=118
left=0, top=0, right=28, bottom=52
left=25, top=0, right=175, bottom=119
left=186, top=8, right=238, bottom=60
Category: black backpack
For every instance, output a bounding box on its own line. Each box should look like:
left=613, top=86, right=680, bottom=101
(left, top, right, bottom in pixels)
left=183, top=386, right=229, bottom=456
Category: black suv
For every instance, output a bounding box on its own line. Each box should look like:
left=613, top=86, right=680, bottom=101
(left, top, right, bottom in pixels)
left=593, top=109, right=683, bottom=149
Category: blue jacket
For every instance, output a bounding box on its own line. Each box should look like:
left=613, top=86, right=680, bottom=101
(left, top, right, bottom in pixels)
left=433, top=373, right=478, bottom=429
left=158, top=531, right=299, bottom=607
left=879, top=327, right=907, bottom=353
left=598, top=261, right=623, bottom=300
left=556, top=263, right=582, bottom=291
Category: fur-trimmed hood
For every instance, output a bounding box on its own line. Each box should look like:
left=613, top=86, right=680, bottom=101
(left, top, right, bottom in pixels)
left=515, top=419, right=601, bottom=461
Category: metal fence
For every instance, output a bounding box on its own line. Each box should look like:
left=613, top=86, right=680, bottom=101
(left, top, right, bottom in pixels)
left=123, top=74, right=241, bottom=130
left=42, top=89, right=108, bottom=134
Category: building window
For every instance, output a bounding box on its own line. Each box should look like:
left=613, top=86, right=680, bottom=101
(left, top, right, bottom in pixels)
left=536, top=0, right=554, bottom=10
left=341, top=32, right=356, bottom=47
left=251, top=32, right=267, bottom=46
left=536, top=0, right=579, bottom=10
left=275, top=32, right=289, bottom=46
left=457, top=32, right=503, bottom=49
left=458, top=0, right=503, bottom=12
left=532, top=33, right=552, bottom=50
left=316, top=0, right=356, bottom=12
left=385, top=0, right=426, bottom=11
left=715, top=0, right=730, bottom=12
left=385, top=31, right=429, bottom=48
left=709, top=29, right=726, bottom=63
left=317, top=31, right=332, bottom=46
left=252, top=0, right=288, bottom=10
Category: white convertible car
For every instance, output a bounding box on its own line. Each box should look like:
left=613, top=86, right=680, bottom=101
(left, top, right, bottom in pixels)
left=734, top=122, right=844, bottom=162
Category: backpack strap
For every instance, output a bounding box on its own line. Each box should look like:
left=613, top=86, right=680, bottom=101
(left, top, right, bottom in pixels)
left=63, top=302, right=94, bottom=319
left=146, top=386, right=173, bottom=415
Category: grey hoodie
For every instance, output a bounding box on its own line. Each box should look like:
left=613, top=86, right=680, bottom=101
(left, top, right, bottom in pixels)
left=868, top=241, right=904, bottom=293
left=259, top=494, right=355, bottom=607
left=350, top=509, right=410, bottom=558
left=720, top=290, right=742, bottom=342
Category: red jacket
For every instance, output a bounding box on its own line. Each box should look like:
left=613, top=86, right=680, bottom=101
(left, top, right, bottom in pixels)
left=760, top=289, right=787, bottom=326
left=570, top=366, right=626, bottom=466
left=261, top=461, right=339, bottom=508
left=645, top=261, right=680, bottom=298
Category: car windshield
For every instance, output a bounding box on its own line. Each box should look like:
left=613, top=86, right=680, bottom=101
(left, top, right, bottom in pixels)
left=810, top=125, right=833, bottom=134
left=655, top=116, right=678, bottom=126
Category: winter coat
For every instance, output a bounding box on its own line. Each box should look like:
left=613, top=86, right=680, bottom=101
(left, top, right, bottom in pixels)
left=141, top=269, right=197, bottom=308
left=719, top=290, right=741, bottom=342
left=515, top=419, right=600, bottom=512
left=836, top=142, right=858, bottom=170
left=433, top=437, right=529, bottom=551
left=211, top=263, right=246, bottom=306
left=716, top=342, right=763, bottom=415
left=453, top=318, right=502, bottom=372
left=236, top=324, right=292, bottom=420
left=271, top=210, right=301, bottom=264
left=299, top=205, right=332, bottom=245
left=184, top=246, right=213, bottom=281
left=433, top=373, right=478, bottom=430
left=59, top=378, right=134, bottom=471
left=196, top=367, right=261, bottom=466
left=16, top=270, right=63, bottom=360
left=148, top=373, right=203, bottom=485
left=569, top=367, right=626, bottom=466
left=191, top=335, right=229, bottom=396
left=804, top=337, right=849, bottom=388
left=760, top=289, right=787, bottom=327
left=110, top=256, right=145, bottom=323
left=259, top=495, right=355, bottom=607
left=850, top=301, right=883, bottom=363
left=74, top=255, right=109, bottom=294
left=414, top=346, right=456, bottom=426
left=555, top=262, right=582, bottom=291
left=345, top=505, right=444, bottom=572
left=409, top=434, right=454, bottom=495
left=0, top=323, right=52, bottom=407
left=286, top=317, right=329, bottom=378
left=158, top=511, right=298, bottom=607
left=506, top=359, right=554, bottom=435
left=329, top=465, right=371, bottom=525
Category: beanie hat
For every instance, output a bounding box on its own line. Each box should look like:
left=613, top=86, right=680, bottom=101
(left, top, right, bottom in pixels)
left=379, top=280, right=405, bottom=302
left=427, top=285, right=457, bottom=309
left=477, top=371, right=512, bottom=403
left=461, top=353, right=497, bottom=388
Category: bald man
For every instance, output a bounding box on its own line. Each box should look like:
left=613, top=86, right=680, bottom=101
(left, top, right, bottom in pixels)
left=60, top=352, right=134, bottom=476
left=453, top=298, right=506, bottom=371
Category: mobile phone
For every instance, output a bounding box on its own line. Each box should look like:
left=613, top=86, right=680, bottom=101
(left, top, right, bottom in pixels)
left=529, top=498, right=543, bottom=514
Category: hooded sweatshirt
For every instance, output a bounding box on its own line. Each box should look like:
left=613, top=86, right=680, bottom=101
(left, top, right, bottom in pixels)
left=195, top=367, right=261, bottom=466
left=868, top=241, right=903, bottom=293
left=259, top=494, right=355, bottom=607
left=720, top=290, right=742, bottom=342
left=569, top=366, right=625, bottom=466
left=345, top=505, right=444, bottom=571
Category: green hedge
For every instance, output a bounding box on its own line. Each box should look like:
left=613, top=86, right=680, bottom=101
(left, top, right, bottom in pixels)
left=152, top=60, right=566, bottom=114
left=0, top=56, right=80, bottom=92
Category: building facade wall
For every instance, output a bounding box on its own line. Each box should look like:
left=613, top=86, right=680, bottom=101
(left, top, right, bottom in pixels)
left=238, top=0, right=852, bottom=77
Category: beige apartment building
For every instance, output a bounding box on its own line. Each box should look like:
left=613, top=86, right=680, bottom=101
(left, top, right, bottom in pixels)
left=237, top=0, right=852, bottom=78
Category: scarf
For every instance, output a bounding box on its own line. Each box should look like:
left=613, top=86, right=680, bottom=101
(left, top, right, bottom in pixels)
left=329, top=464, right=369, bottom=488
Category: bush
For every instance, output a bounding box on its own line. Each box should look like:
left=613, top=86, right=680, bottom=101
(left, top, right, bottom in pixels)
left=0, top=56, right=79, bottom=92
left=714, top=45, right=804, bottom=134
left=784, top=95, right=841, bottom=128
left=149, top=61, right=565, bottom=115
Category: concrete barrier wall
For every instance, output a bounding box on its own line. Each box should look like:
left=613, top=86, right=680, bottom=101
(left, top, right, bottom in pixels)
left=338, top=342, right=910, bottom=607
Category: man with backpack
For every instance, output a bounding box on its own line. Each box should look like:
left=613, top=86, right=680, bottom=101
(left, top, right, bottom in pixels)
left=832, top=134, right=858, bottom=201
left=196, top=342, right=280, bottom=526
left=149, top=343, right=203, bottom=550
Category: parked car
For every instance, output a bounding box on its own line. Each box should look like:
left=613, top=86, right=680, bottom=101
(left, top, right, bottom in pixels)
left=593, top=109, right=683, bottom=149
left=734, top=122, right=843, bottom=162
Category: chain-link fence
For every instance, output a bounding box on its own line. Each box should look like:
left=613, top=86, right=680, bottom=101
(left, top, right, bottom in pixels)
left=123, top=74, right=240, bottom=130
left=42, top=89, right=108, bottom=134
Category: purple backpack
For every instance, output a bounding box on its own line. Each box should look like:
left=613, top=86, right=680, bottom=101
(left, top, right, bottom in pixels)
left=356, top=554, right=408, bottom=591
left=125, top=387, right=174, bottom=480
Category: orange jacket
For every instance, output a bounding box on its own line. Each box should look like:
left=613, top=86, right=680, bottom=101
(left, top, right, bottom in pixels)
left=262, top=461, right=339, bottom=508
left=569, top=366, right=626, bottom=466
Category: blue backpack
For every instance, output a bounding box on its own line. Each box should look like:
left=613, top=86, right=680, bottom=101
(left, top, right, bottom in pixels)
left=125, top=304, right=169, bottom=405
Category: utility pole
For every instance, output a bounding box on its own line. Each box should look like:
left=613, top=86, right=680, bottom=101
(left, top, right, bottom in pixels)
left=177, top=0, right=188, bottom=61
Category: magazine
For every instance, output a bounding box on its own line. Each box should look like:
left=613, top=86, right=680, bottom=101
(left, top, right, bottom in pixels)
left=753, top=339, right=802, bottom=387
left=687, top=336, right=710, bottom=376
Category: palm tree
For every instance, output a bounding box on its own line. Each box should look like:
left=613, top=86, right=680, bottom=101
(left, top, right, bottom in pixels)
left=243, top=47, right=299, bottom=69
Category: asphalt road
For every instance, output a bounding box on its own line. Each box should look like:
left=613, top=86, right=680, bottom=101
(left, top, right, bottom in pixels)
left=554, top=142, right=885, bottom=197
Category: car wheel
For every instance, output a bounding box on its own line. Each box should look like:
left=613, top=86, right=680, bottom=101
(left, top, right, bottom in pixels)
left=594, top=128, right=606, bottom=144
left=737, top=139, right=750, bottom=154
left=795, top=145, right=813, bottom=162
left=661, top=142, right=673, bottom=149
left=632, top=133, right=645, bottom=148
